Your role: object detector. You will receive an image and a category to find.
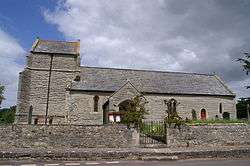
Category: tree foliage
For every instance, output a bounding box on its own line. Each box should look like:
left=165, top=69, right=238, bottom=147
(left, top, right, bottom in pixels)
left=164, top=98, right=185, bottom=129
left=121, top=95, right=148, bottom=128
left=236, top=98, right=250, bottom=119
left=0, top=105, right=16, bottom=124
left=0, top=84, right=5, bottom=107
left=237, top=52, right=250, bottom=88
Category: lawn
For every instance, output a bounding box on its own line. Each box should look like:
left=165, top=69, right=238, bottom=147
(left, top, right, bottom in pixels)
left=186, top=119, right=250, bottom=125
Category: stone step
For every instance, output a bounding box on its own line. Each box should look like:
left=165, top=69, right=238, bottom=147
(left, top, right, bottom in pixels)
left=139, top=144, right=168, bottom=148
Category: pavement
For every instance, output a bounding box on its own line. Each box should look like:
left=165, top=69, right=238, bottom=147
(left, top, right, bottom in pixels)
left=0, top=146, right=249, bottom=161
left=0, top=159, right=250, bottom=166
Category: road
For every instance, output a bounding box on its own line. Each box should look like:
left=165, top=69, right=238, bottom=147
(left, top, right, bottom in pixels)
left=0, top=159, right=249, bottom=166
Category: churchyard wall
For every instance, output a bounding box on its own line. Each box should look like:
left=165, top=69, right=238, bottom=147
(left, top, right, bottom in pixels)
left=167, top=124, right=250, bottom=147
left=0, top=124, right=249, bottom=150
left=0, top=124, right=133, bottom=150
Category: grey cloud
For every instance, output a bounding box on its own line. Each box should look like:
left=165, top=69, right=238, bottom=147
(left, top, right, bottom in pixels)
left=44, top=0, right=250, bottom=98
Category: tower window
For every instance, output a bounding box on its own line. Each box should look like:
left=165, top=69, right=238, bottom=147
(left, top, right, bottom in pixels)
left=93, top=95, right=99, bottom=112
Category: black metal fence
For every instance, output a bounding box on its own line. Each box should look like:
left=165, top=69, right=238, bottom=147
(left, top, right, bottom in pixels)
left=139, top=121, right=167, bottom=144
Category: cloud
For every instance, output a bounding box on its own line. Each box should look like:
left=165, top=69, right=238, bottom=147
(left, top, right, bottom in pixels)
left=0, top=29, right=25, bottom=107
left=43, top=0, right=250, bottom=98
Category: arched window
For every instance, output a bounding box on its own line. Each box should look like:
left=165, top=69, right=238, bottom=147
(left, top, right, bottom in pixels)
left=93, top=95, right=99, bottom=112
left=219, top=103, right=223, bottom=114
left=200, top=109, right=207, bottom=120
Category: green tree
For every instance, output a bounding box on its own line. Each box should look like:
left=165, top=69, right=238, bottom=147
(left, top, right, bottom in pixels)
left=237, top=52, right=250, bottom=88
left=0, top=105, right=16, bottom=124
left=236, top=98, right=250, bottom=119
left=121, top=95, right=148, bottom=128
left=0, top=84, right=5, bottom=107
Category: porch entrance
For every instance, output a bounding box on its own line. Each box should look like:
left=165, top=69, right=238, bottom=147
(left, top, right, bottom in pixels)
left=103, top=99, right=132, bottom=124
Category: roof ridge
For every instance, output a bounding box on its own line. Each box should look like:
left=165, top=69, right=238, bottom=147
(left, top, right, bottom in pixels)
left=81, top=66, right=214, bottom=76
left=38, top=38, right=80, bottom=43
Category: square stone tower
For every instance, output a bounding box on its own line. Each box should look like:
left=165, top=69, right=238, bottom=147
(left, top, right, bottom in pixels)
left=16, top=38, right=80, bottom=124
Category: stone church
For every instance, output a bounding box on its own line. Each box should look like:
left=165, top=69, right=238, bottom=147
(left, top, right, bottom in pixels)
left=16, top=39, right=236, bottom=125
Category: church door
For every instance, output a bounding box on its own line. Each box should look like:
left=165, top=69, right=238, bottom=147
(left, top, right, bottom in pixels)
left=201, top=109, right=207, bottom=120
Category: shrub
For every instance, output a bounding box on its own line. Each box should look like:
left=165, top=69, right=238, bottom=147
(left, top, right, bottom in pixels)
left=121, top=96, right=148, bottom=128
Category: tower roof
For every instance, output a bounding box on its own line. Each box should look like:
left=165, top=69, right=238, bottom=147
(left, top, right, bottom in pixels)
left=31, top=38, right=80, bottom=55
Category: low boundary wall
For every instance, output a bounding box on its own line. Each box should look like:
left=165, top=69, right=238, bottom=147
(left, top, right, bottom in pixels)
left=0, top=124, right=249, bottom=149
left=167, top=124, right=250, bottom=147
left=0, top=124, right=133, bottom=149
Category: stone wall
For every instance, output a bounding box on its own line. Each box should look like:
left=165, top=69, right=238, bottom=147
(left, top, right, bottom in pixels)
left=0, top=124, right=133, bottom=150
left=167, top=124, right=250, bottom=147
left=109, top=81, right=141, bottom=108
left=16, top=69, right=31, bottom=123
left=144, top=94, right=236, bottom=121
left=67, top=91, right=108, bottom=125
left=67, top=92, right=236, bottom=125
left=16, top=52, right=80, bottom=124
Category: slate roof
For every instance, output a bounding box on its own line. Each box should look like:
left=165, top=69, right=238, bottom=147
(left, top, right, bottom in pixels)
left=31, top=38, right=80, bottom=55
left=70, top=66, right=235, bottom=97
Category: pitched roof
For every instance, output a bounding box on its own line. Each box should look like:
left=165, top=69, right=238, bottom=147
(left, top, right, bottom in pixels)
left=31, top=38, right=80, bottom=55
left=70, top=66, right=235, bottom=97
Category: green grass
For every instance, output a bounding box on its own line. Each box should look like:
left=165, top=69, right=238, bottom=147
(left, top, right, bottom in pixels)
left=187, top=119, right=250, bottom=125
left=140, top=122, right=166, bottom=135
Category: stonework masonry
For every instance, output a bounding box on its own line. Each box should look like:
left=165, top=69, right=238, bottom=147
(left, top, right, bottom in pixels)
left=144, top=94, right=236, bottom=121
left=109, top=81, right=142, bottom=111
left=167, top=124, right=250, bottom=147
left=66, top=91, right=236, bottom=125
left=0, top=124, right=249, bottom=150
left=16, top=53, right=80, bottom=124
left=0, top=124, right=133, bottom=149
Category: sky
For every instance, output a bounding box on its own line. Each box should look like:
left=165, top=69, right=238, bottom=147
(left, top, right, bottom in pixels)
left=0, top=0, right=249, bottom=107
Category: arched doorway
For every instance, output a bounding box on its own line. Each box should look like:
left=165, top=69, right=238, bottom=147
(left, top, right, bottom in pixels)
left=103, top=99, right=132, bottom=124
left=200, top=109, right=207, bottom=120
left=118, top=99, right=131, bottom=112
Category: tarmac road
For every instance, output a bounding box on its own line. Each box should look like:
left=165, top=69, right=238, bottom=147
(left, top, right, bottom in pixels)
left=0, top=159, right=249, bottom=166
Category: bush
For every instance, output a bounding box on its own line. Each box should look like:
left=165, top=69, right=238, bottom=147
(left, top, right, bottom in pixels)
left=121, top=96, right=148, bottom=128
